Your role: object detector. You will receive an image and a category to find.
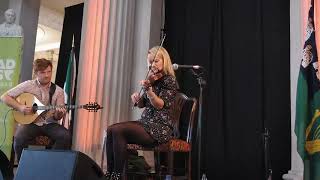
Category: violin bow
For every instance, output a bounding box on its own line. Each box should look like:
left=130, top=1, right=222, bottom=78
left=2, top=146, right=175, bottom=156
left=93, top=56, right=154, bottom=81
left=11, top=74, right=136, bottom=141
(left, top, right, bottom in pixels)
left=133, top=34, right=166, bottom=108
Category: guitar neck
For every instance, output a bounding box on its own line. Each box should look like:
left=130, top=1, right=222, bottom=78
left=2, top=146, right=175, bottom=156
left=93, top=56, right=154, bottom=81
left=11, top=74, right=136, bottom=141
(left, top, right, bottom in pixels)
left=36, top=105, right=84, bottom=111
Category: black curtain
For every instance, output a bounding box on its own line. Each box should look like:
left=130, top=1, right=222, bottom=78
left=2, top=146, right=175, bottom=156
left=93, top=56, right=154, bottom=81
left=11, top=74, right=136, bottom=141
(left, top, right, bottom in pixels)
left=56, top=3, right=84, bottom=137
left=56, top=3, right=83, bottom=87
left=165, top=0, right=291, bottom=179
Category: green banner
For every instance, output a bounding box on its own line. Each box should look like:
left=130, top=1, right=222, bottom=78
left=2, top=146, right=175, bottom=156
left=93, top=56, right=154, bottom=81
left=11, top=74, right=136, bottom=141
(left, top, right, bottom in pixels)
left=0, top=37, right=23, bottom=160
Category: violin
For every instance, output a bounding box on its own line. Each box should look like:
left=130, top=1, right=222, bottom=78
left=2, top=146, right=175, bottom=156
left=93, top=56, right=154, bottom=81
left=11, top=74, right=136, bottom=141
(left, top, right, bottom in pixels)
left=143, top=69, right=165, bottom=90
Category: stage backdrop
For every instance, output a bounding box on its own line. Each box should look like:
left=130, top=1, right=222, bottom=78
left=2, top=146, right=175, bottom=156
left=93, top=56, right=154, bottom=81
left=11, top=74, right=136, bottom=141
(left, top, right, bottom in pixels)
left=164, top=0, right=290, bottom=179
left=0, top=37, right=23, bottom=160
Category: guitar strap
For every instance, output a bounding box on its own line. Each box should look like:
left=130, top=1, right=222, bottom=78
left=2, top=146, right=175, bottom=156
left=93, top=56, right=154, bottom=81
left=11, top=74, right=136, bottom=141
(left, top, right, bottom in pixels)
left=49, top=82, right=56, bottom=105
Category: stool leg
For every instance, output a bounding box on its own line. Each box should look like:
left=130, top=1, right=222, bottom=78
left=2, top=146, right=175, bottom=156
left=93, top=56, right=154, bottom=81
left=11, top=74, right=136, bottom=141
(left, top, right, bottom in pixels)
left=168, top=152, right=174, bottom=175
left=154, top=151, right=161, bottom=176
left=101, top=137, right=106, bottom=169
left=188, top=151, right=191, bottom=180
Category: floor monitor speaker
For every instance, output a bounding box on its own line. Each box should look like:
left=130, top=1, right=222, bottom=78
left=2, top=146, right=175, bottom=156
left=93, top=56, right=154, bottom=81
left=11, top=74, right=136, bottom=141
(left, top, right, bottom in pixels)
left=0, top=150, right=12, bottom=180
left=15, top=149, right=106, bottom=180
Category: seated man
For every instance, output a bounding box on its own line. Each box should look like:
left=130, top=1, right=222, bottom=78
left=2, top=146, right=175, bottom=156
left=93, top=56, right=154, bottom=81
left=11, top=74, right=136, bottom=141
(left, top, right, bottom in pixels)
left=0, top=9, right=23, bottom=37
left=0, top=58, right=71, bottom=162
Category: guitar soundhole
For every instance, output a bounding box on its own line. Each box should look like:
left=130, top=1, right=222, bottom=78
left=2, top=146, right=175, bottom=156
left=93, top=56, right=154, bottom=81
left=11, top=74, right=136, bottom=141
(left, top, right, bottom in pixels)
left=32, top=103, right=38, bottom=113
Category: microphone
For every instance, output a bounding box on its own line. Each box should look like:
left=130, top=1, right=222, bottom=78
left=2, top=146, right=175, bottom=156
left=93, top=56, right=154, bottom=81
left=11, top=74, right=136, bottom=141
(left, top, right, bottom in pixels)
left=172, top=63, right=202, bottom=70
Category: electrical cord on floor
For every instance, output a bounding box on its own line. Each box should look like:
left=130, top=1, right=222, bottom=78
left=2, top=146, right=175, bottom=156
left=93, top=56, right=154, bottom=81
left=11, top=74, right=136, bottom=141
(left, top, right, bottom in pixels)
left=0, top=109, right=12, bottom=149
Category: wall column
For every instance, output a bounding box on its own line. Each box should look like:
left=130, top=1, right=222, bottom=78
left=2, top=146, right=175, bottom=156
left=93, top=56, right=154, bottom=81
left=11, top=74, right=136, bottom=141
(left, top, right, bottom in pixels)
left=0, top=0, right=40, bottom=81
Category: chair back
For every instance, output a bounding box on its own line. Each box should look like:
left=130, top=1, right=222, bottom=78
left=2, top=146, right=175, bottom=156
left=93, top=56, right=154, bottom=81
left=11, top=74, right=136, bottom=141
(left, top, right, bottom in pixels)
left=172, top=92, right=197, bottom=143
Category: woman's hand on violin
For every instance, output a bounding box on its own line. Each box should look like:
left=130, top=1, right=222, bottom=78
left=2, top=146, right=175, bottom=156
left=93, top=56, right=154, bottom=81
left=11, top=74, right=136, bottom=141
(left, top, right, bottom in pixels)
left=140, top=80, right=152, bottom=90
left=131, top=92, right=141, bottom=104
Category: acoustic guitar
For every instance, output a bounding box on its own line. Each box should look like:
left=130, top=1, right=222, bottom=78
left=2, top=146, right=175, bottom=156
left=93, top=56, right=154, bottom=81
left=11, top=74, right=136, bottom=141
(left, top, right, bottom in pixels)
left=12, top=93, right=102, bottom=124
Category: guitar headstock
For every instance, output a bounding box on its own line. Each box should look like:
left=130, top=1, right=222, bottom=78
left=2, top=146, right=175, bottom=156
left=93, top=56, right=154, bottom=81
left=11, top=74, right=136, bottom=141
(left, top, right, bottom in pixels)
left=83, top=102, right=103, bottom=112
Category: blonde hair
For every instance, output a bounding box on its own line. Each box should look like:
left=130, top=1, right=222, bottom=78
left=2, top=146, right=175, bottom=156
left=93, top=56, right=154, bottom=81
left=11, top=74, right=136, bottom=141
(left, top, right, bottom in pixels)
left=148, top=46, right=175, bottom=77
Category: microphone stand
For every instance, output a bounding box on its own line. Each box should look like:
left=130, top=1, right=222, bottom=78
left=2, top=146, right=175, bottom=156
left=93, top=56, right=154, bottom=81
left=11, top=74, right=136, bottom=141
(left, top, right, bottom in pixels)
left=263, top=128, right=272, bottom=180
left=190, top=69, right=207, bottom=179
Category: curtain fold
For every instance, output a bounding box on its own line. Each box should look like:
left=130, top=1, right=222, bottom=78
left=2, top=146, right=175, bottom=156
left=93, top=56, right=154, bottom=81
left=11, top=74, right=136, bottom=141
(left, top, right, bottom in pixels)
left=165, top=0, right=290, bottom=179
left=73, top=0, right=136, bottom=166
left=73, top=0, right=110, bottom=161
left=103, top=0, right=135, bottom=127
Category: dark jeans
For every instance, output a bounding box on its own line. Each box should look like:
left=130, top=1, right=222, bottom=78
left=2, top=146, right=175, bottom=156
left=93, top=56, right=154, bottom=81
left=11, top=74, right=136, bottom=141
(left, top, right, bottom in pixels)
left=106, top=121, right=156, bottom=174
left=14, top=123, right=71, bottom=161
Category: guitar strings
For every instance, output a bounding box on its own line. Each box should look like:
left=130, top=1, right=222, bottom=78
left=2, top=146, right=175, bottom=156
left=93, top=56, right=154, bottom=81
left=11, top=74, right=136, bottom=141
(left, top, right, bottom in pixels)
left=0, top=109, right=12, bottom=149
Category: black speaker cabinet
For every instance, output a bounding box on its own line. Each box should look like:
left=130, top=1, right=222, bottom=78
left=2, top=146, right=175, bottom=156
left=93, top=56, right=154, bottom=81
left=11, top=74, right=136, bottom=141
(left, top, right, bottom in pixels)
left=0, top=150, right=13, bottom=180
left=15, top=149, right=106, bottom=180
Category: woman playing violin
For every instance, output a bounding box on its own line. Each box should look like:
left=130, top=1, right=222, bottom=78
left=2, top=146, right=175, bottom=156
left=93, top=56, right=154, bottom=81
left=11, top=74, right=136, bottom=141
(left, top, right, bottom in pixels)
left=105, top=46, right=178, bottom=179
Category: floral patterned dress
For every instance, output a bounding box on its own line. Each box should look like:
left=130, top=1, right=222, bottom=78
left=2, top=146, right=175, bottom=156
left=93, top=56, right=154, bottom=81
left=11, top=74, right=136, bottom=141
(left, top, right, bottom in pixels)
left=139, top=74, right=178, bottom=144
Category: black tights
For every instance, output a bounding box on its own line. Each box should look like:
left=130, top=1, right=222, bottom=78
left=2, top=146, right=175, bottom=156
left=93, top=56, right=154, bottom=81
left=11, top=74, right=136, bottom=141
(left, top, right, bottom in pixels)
left=106, top=121, right=156, bottom=173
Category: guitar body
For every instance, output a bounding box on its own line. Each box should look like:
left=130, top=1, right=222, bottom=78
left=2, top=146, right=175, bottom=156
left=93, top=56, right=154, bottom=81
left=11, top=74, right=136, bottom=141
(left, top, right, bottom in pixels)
left=13, top=93, right=47, bottom=124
